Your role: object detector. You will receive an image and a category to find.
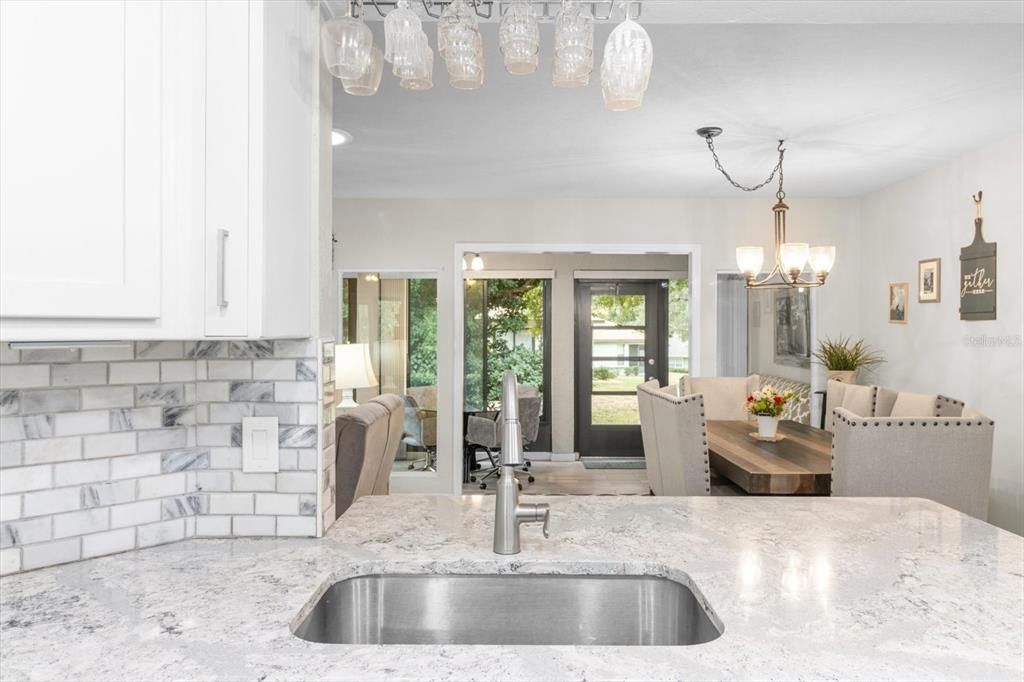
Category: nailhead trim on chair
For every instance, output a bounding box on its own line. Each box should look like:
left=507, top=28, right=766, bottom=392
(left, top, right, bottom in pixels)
left=700, top=397, right=710, bottom=491
left=834, top=412, right=993, bottom=427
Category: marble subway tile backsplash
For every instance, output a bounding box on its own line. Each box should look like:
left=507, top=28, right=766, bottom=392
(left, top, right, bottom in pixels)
left=0, top=339, right=320, bottom=575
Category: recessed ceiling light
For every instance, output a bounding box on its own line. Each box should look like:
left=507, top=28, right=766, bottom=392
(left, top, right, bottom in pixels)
left=332, top=129, right=353, bottom=146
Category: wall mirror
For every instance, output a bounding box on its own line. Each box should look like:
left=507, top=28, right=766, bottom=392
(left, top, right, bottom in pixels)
left=340, top=271, right=440, bottom=475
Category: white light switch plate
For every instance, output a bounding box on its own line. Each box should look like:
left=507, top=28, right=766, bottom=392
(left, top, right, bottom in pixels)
left=242, top=417, right=279, bottom=473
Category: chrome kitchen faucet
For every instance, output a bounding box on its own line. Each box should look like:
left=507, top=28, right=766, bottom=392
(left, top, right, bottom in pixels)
left=493, top=370, right=550, bottom=555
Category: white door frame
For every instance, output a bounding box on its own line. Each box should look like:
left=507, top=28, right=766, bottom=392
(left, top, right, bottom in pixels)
left=450, top=243, right=701, bottom=495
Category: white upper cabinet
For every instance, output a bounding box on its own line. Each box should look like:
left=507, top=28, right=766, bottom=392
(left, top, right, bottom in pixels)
left=0, top=0, right=162, bottom=320
left=204, top=0, right=251, bottom=337
left=0, top=0, right=318, bottom=341
left=203, top=0, right=317, bottom=339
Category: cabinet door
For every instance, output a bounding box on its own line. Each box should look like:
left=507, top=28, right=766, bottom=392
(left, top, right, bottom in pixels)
left=0, top=0, right=162, bottom=319
left=204, top=0, right=250, bottom=337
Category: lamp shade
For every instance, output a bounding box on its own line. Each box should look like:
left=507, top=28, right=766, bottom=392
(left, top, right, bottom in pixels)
left=808, top=245, right=836, bottom=275
left=335, top=343, right=378, bottom=390
left=735, top=246, right=764, bottom=276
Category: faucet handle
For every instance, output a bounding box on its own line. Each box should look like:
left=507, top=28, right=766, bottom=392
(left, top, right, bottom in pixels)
left=539, top=503, right=550, bottom=538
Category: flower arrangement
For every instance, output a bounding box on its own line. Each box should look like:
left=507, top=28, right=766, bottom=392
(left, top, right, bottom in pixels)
left=745, top=386, right=800, bottom=418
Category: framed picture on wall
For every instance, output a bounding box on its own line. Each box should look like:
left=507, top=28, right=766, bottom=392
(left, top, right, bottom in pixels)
left=918, top=258, right=941, bottom=303
left=889, top=282, right=909, bottom=324
left=773, top=288, right=811, bottom=367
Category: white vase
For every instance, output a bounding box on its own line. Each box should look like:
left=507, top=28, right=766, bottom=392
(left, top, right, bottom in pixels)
left=757, top=416, right=779, bottom=438
left=828, top=370, right=856, bottom=384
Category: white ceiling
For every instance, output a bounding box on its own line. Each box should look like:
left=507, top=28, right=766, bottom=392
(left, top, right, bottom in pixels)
left=331, top=2, right=1024, bottom=198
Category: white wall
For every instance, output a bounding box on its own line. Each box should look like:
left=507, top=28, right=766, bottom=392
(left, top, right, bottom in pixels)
left=859, top=134, right=1024, bottom=534
left=334, top=197, right=864, bottom=493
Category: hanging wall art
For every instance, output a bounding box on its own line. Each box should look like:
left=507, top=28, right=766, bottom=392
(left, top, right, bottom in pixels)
left=960, top=191, right=997, bottom=321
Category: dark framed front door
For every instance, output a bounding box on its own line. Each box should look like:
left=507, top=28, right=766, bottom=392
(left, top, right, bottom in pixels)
left=575, top=280, right=668, bottom=458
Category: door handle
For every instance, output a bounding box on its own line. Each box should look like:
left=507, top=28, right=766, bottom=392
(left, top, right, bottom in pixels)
left=647, top=358, right=655, bottom=366
left=217, top=229, right=229, bottom=309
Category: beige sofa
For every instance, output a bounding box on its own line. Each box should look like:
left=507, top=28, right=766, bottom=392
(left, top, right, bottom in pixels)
left=827, top=380, right=994, bottom=519
left=335, top=394, right=405, bottom=516
left=679, top=374, right=760, bottom=421
left=825, top=380, right=966, bottom=431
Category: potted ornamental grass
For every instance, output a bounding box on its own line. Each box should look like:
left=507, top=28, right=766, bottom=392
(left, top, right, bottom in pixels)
left=745, top=386, right=800, bottom=439
left=812, top=336, right=885, bottom=384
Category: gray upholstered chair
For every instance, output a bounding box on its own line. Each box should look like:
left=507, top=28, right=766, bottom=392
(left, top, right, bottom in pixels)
left=334, top=394, right=405, bottom=516
left=637, top=380, right=711, bottom=496
left=830, top=406, right=994, bottom=519
left=466, top=386, right=541, bottom=490
left=679, top=374, right=760, bottom=421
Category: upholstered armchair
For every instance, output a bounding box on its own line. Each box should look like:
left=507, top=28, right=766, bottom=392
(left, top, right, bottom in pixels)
left=638, top=380, right=711, bottom=496
left=680, top=374, right=760, bottom=420
left=335, top=394, right=406, bottom=516
left=830, top=406, right=994, bottom=519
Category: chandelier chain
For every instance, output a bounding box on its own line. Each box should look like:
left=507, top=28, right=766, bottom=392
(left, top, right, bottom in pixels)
left=704, top=137, right=786, bottom=198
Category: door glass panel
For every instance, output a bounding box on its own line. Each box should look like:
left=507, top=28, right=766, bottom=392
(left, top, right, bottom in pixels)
left=591, top=394, right=641, bottom=425
left=590, top=293, right=646, bottom=327
left=591, top=359, right=646, bottom=393
left=591, top=331, right=645, bottom=359
left=668, top=279, right=690, bottom=387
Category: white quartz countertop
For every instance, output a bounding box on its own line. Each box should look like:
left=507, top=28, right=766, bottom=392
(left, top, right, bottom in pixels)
left=1, top=495, right=1022, bottom=681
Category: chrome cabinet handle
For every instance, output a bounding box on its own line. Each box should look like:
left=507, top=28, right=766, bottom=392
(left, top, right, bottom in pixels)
left=217, top=229, right=229, bottom=309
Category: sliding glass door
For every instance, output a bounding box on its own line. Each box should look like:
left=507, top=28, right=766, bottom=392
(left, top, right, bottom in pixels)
left=463, top=278, right=552, bottom=451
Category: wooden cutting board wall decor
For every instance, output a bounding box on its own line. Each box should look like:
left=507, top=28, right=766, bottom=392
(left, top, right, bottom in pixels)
left=960, top=190, right=997, bottom=321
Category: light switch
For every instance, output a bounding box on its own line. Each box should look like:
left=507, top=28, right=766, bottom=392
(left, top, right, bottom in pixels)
left=242, top=417, right=279, bottom=473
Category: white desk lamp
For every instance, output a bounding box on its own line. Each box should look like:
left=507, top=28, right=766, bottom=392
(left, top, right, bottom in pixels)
left=335, top=343, right=377, bottom=408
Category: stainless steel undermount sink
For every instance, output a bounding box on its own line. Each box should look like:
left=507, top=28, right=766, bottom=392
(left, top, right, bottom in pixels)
left=293, top=573, right=722, bottom=646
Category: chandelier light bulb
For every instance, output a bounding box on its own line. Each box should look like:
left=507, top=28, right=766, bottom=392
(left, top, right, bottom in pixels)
left=808, top=246, right=836, bottom=276
left=780, top=243, right=810, bottom=279
left=471, top=254, right=485, bottom=271
left=601, top=16, right=653, bottom=111
left=342, top=46, right=384, bottom=96
left=499, top=1, right=541, bottom=76
left=735, top=247, right=764, bottom=277
left=321, top=10, right=374, bottom=81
